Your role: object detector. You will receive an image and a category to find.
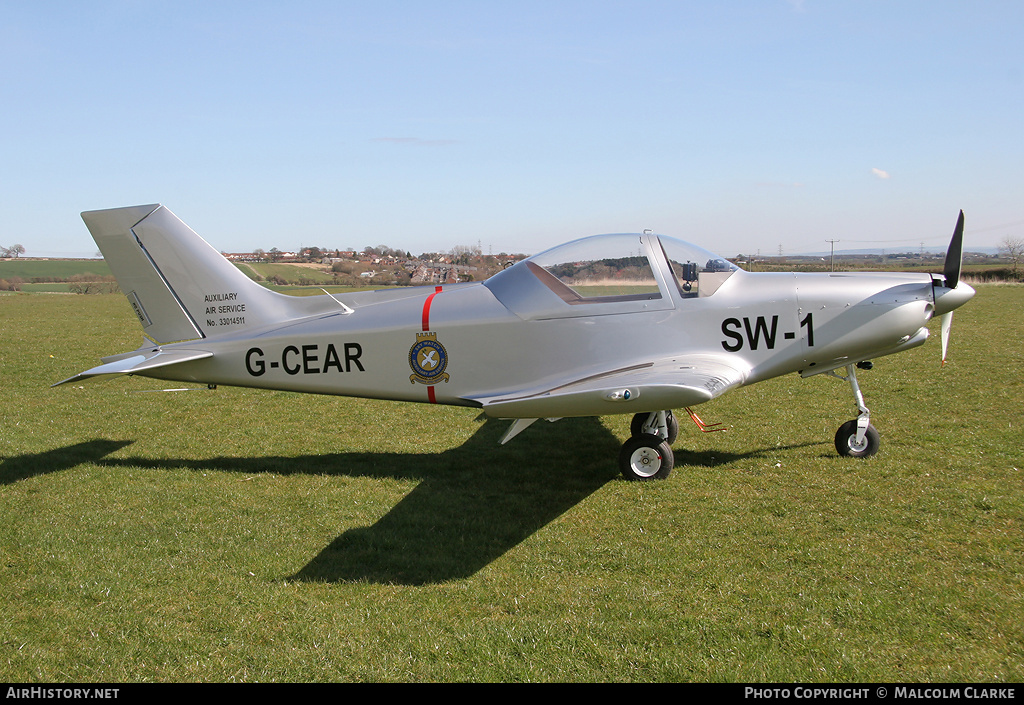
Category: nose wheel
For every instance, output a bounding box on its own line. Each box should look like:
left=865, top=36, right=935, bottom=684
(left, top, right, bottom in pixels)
left=835, top=419, right=880, bottom=457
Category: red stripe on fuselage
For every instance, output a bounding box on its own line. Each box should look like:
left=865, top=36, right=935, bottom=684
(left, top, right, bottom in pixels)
left=421, top=286, right=443, bottom=403
left=422, top=286, right=443, bottom=331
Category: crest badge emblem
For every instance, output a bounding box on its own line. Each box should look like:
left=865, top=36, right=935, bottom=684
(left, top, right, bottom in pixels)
left=409, top=332, right=450, bottom=385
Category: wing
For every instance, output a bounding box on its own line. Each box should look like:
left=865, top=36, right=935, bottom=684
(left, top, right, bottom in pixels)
left=468, top=354, right=750, bottom=419
left=52, top=347, right=213, bottom=387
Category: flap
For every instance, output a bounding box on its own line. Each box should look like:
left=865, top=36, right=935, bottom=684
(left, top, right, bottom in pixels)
left=468, top=354, right=749, bottom=419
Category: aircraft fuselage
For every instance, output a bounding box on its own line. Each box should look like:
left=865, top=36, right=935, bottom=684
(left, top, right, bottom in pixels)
left=136, top=268, right=938, bottom=416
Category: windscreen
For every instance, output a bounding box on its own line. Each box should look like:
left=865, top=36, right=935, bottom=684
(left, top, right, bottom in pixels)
left=528, top=234, right=662, bottom=303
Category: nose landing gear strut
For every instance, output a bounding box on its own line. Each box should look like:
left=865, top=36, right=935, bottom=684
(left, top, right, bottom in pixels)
left=830, top=363, right=880, bottom=458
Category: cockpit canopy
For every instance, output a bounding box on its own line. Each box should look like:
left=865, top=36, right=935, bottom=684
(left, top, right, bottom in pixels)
left=484, top=233, right=738, bottom=320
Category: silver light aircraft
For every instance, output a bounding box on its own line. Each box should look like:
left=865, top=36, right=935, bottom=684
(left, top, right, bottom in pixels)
left=56, top=205, right=975, bottom=480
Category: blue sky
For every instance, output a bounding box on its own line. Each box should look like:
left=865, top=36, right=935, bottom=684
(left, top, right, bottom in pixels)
left=2, top=1, right=1022, bottom=258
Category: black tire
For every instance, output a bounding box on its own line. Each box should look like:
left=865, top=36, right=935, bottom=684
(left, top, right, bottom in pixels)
left=834, top=420, right=880, bottom=458
left=630, top=410, right=679, bottom=445
left=619, top=434, right=675, bottom=481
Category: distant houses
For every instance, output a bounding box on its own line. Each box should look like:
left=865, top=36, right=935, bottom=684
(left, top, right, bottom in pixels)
left=220, top=249, right=487, bottom=284
left=409, top=262, right=472, bottom=284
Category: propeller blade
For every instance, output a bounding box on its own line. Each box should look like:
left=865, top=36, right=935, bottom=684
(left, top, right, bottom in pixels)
left=940, top=311, right=953, bottom=366
left=943, top=210, right=965, bottom=289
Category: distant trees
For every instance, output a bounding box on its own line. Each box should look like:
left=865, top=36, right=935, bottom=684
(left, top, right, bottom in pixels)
left=999, top=235, right=1024, bottom=273
left=66, top=274, right=118, bottom=294
left=363, top=244, right=405, bottom=258
left=0, top=245, right=26, bottom=289
left=331, top=261, right=358, bottom=275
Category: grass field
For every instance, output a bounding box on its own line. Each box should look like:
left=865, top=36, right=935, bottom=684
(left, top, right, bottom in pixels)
left=1, top=287, right=1021, bottom=682
left=242, top=262, right=337, bottom=285
left=0, top=260, right=111, bottom=280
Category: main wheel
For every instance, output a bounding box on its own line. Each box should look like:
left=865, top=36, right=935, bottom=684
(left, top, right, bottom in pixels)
left=630, top=411, right=679, bottom=445
left=834, top=420, right=880, bottom=458
left=619, top=434, right=675, bottom=481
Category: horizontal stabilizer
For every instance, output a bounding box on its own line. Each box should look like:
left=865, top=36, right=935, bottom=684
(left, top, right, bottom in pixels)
left=52, top=348, right=213, bottom=387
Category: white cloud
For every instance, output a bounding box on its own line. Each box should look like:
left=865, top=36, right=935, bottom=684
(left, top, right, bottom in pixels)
left=872, top=168, right=891, bottom=179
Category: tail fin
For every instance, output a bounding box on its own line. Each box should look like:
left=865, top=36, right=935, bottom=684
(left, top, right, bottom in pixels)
left=83, top=204, right=338, bottom=344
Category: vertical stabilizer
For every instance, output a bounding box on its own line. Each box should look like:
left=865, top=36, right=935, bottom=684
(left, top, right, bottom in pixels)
left=82, top=204, right=338, bottom=344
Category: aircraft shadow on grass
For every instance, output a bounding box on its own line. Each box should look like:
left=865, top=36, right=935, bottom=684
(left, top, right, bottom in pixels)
left=0, top=439, right=134, bottom=486
left=111, top=417, right=620, bottom=586
left=2, top=421, right=822, bottom=585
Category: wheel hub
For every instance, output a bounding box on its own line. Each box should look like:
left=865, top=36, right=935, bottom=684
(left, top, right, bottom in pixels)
left=630, top=447, right=662, bottom=477
left=848, top=434, right=869, bottom=453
